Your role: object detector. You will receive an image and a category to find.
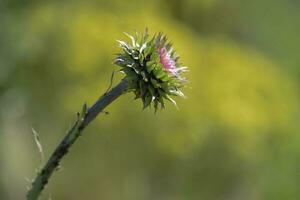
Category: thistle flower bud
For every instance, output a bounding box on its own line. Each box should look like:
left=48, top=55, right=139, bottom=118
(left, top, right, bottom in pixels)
left=115, top=29, right=188, bottom=111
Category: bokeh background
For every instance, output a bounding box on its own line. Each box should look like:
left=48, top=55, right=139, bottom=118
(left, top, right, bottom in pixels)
left=1, top=0, right=300, bottom=199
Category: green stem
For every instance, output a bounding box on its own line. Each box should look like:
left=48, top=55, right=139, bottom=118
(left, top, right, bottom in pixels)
left=27, top=79, right=128, bottom=200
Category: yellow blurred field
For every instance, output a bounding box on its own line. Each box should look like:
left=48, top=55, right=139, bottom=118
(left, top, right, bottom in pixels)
left=0, top=1, right=299, bottom=199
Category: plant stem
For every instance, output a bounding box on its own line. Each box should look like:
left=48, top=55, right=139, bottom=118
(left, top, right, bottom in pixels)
left=27, top=79, right=128, bottom=200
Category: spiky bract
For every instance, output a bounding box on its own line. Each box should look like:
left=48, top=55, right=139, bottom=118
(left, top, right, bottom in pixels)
left=115, top=29, right=188, bottom=111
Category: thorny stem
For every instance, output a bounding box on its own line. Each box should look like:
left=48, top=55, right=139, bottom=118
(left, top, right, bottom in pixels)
left=26, top=79, right=129, bottom=200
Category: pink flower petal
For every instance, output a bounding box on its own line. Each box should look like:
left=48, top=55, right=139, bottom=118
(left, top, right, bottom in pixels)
left=158, top=47, right=177, bottom=75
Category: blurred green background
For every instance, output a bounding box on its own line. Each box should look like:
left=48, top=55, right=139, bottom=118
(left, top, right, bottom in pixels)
left=0, top=0, right=300, bottom=199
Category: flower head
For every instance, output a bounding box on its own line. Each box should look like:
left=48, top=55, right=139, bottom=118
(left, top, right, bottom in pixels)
left=115, top=29, right=188, bottom=111
left=159, top=47, right=177, bottom=75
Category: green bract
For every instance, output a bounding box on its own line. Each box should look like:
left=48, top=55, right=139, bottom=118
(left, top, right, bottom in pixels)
left=115, top=29, right=188, bottom=111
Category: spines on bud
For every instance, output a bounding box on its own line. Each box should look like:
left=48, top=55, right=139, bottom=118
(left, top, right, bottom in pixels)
left=115, top=29, right=187, bottom=111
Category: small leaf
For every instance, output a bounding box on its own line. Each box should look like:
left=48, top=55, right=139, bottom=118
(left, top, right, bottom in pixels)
left=153, top=68, right=165, bottom=79
left=165, top=42, right=173, bottom=51
left=131, top=50, right=140, bottom=60
left=80, top=103, right=88, bottom=119
left=122, top=68, right=136, bottom=77
left=142, top=28, right=149, bottom=43
left=144, top=44, right=154, bottom=57
left=146, top=60, right=156, bottom=67
left=139, top=52, right=145, bottom=66
left=168, top=89, right=186, bottom=98
left=157, top=96, right=165, bottom=109
left=146, top=62, right=156, bottom=73
left=139, top=80, right=147, bottom=97
left=143, top=94, right=152, bottom=109
left=124, top=32, right=136, bottom=47
left=139, top=43, right=147, bottom=53
left=160, top=74, right=169, bottom=82
left=148, top=85, right=156, bottom=96
left=164, top=94, right=178, bottom=109
left=150, top=78, right=160, bottom=88
left=154, top=100, right=159, bottom=112
left=141, top=71, right=148, bottom=82
left=127, top=63, right=141, bottom=74
left=151, top=52, right=160, bottom=62
left=32, top=127, right=44, bottom=162
left=156, top=71, right=167, bottom=79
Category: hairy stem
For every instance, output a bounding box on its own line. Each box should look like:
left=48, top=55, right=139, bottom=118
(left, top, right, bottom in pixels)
left=27, top=79, right=128, bottom=200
